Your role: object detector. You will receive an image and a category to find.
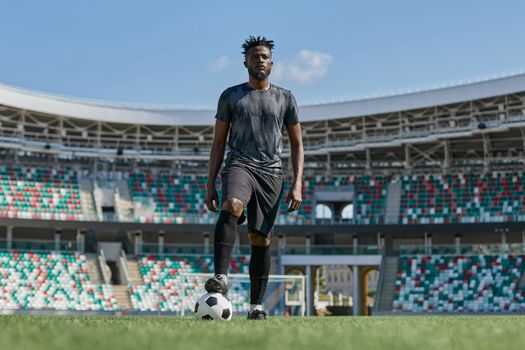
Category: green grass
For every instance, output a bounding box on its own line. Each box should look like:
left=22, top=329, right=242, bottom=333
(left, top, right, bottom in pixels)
left=1, top=315, right=524, bottom=350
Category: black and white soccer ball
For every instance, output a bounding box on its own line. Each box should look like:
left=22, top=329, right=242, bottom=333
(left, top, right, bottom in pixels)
left=194, top=292, right=233, bottom=321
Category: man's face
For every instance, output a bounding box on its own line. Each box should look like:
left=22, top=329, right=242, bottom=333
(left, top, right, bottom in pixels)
left=245, top=46, right=272, bottom=81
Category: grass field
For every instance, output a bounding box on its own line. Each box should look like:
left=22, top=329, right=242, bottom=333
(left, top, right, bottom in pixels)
left=1, top=315, right=524, bottom=350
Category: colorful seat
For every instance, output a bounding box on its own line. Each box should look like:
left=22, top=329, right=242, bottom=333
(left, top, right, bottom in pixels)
left=129, top=254, right=250, bottom=312
left=0, top=251, right=119, bottom=311
left=399, top=172, right=525, bottom=224
left=0, top=167, right=83, bottom=221
left=393, top=254, right=525, bottom=312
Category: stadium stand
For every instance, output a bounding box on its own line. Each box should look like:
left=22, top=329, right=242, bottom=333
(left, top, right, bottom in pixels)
left=3, top=74, right=525, bottom=316
left=398, top=172, right=525, bottom=224
left=129, top=172, right=212, bottom=224
left=1, top=166, right=525, bottom=226
left=348, top=175, right=388, bottom=225
left=0, top=251, right=119, bottom=311
left=129, top=254, right=250, bottom=312
left=0, top=166, right=83, bottom=221
left=129, top=172, right=387, bottom=225
left=393, top=254, right=525, bottom=312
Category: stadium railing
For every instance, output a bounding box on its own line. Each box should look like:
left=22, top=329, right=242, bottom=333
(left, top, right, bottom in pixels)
left=0, top=239, right=77, bottom=252
left=140, top=243, right=381, bottom=256
left=281, top=245, right=379, bottom=255
left=399, top=243, right=525, bottom=256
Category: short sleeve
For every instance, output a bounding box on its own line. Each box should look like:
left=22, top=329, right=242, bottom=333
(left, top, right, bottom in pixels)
left=284, top=91, right=299, bottom=125
left=214, top=89, right=232, bottom=122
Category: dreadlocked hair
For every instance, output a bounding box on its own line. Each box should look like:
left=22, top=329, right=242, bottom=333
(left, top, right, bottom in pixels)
left=242, top=36, right=274, bottom=56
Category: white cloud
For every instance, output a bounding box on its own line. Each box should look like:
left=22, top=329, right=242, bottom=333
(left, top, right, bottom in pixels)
left=209, top=55, right=231, bottom=71
left=273, top=49, right=332, bottom=84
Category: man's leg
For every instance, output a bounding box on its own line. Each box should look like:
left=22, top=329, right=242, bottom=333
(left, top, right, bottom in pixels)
left=247, top=232, right=271, bottom=319
left=245, top=172, right=283, bottom=319
left=205, top=197, right=244, bottom=295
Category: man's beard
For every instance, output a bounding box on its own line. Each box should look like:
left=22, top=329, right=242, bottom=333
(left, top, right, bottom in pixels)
left=248, top=66, right=271, bottom=81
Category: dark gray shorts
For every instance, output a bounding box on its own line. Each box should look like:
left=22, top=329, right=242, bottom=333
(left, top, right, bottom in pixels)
left=221, top=166, right=284, bottom=238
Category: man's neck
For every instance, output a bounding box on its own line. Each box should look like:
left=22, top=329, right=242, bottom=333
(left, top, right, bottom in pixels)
left=248, top=78, right=270, bottom=91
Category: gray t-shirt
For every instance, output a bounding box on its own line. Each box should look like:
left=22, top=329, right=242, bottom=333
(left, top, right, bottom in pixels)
left=215, top=82, right=299, bottom=177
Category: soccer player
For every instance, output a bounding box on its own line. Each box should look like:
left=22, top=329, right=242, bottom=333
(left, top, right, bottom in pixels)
left=204, top=36, right=304, bottom=320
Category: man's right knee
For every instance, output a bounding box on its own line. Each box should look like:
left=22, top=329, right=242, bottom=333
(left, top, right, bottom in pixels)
left=222, top=198, right=244, bottom=217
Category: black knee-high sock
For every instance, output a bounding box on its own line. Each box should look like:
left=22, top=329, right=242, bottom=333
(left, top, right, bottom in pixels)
left=249, top=245, right=271, bottom=305
left=213, top=211, right=238, bottom=275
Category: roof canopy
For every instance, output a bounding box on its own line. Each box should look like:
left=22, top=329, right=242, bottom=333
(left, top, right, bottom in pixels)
left=1, top=73, right=524, bottom=126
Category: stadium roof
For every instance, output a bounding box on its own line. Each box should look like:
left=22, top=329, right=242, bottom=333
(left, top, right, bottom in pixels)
left=1, top=73, right=525, bottom=126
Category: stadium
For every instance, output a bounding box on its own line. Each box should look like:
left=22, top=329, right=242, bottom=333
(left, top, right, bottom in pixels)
left=1, top=71, right=525, bottom=323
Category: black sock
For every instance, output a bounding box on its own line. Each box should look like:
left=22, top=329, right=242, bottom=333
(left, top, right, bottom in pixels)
left=249, top=245, right=271, bottom=305
left=213, top=210, right=238, bottom=275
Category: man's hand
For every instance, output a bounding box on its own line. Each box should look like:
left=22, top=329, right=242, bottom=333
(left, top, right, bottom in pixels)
left=285, top=183, right=302, bottom=212
left=205, top=186, right=219, bottom=212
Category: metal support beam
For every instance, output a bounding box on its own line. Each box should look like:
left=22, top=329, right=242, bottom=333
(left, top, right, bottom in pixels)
left=305, top=265, right=312, bottom=316
left=97, top=122, right=102, bottom=148
left=18, top=110, right=25, bottom=139
left=203, top=233, right=210, bottom=255
left=352, top=265, right=360, bottom=316
left=455, top=233, right=461, bottom=255
left=482, top=133, right=492, bottom=172
left=326, top=152, right=331, bottom=176
left=158, top=231, right=165, bottom=256
left=76, top=229, right=85, bottom=253
left=54, top=229, right=61, bottom=251
left=365, top=148, right=371, bottom=171
left=173, top=125, right=179, bottom=153
left=6, top=226, right=13, bottom=250
left=521, top=129, right=525, bottom=163
left=424, top=232, right=432, bottom=254
left=134, top=231, right=142, bottom=256
left=135, top=125, right=141, bottom=151
left=404, top=144, right=411, bottom=169
left=444, top=140, right=450, bottom=170
left=305, top=235, right=311, bottom=255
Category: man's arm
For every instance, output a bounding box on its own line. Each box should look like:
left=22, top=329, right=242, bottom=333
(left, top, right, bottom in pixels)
left=206, top=119, right=230, bottom=212
left=285, top=122, right=304, bottom=212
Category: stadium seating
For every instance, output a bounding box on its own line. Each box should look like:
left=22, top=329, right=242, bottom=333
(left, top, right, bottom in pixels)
left=129, top=254, right=250, bottom=312
left=0, top=251, right=119, bottom=311
left=0, top=166, right=83, bottom=221
left=349, top=175, right=388, bottom=225
left=129, top=172, right=214, bottom=224
left=129, top=172, right=389, bottom=225
left=280, top=174, right=387, bottom=225
left=5, top=166, right=522, bottom=226
left=399, top=172, right=525, bottom=224
left=393, top=254, right=525, bottom=312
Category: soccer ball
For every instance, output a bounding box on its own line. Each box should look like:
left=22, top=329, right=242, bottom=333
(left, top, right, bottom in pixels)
left=194, top=292, right=233, bottom=321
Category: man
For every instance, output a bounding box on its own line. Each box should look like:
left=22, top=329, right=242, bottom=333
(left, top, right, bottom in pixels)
left=204, top=36, right=304, bottom=320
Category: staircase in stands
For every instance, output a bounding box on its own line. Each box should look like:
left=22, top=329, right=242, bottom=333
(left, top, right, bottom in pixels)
left=376, top=256, right=398, bottom=312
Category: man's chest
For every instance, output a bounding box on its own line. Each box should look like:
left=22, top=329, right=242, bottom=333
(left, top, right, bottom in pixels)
left=231, top=95, right=286, bottom=123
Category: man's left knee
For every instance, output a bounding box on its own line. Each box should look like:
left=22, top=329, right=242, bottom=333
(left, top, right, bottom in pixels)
left=248, top=232, right=271, bottom=247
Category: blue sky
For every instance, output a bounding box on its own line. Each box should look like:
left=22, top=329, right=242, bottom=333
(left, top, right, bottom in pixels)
left=1, top=0, right=524, bottom=108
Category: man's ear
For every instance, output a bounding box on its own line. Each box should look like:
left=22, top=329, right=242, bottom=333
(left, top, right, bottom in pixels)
left=244, top=61, right=247, bottom=67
